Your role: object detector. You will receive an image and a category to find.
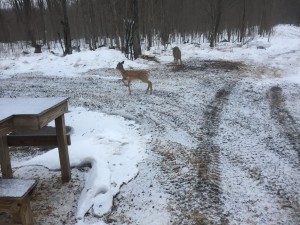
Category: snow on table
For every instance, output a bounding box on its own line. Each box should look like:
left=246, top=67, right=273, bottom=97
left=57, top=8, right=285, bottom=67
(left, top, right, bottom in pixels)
left=0, top=97, right=68, bottom=122
left=0, top=179, right=37, bottom=199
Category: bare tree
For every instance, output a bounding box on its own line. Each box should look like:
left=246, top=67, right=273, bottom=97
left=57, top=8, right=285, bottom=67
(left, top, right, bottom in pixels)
left=1, top=0, right=300, bottom=56
left=80, top=0, right=98, bottom=50
left=109, top=0, right=121, bottom=49
left=0, top=4, right=10, bottom=43
left=61, top=0, right=72, bottom=55
left=132, top=0, right=141, bottom=59
left=207, top=0, right=223, bottom=47
left=123, top=18, right=134, bottom=60
left=46, top=0, right=72, bottom=54
left=37, top=0, right=47, bottom=46
left=239, top=0, right=247, bottom=42
left=10, top=0, right=39, bottom=51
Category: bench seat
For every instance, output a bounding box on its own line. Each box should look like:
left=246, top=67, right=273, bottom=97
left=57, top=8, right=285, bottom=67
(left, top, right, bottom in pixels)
left=7, top=126, right=71, bottom=147
left=0, top=179, right=37, bottom=225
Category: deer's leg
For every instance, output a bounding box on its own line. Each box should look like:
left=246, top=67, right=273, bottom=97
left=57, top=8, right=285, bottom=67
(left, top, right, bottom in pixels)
left=148, top=81, right=153, bottom=94
left=128, top=80, right=132, bottom=95
left=122, top=78, right=129, bottom=86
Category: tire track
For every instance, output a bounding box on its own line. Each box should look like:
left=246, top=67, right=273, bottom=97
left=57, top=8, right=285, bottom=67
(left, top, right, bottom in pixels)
left=190, top=82, right=237, bottom=224
left=266, top=86, right=300, bottom=216
left=216, top=82, right=300, bottom=224
left=269, top=86, right=300, bottom=159
left=144, top=72, right=238, bottom=224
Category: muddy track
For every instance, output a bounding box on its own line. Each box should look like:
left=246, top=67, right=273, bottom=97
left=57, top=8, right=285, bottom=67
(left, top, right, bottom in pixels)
left=267, top=86, right=300, bottom=215
left=141, top=63, right=240, bottom=224
left=269, top=86, right=300, bottom=159
left=192, top=82, right=237, bottom=224
left=160, top=82, right=239, bottom=224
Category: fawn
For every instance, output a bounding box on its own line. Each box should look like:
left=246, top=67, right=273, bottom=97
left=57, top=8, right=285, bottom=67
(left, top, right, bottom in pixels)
left=172, top=47, right=182, bottom=66
left=116, top=61, right=153, bottom=95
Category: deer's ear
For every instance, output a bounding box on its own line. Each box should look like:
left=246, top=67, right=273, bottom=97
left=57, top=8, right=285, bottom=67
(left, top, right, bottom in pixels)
left=121, top=61, right=124, bottom=64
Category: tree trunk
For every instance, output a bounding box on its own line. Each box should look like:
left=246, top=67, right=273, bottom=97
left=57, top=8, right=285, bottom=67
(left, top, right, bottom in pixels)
left=124, top=19, right=134, bottom=60
left=209, top=0, right=222, bottom=48
left=110, top=0, right=121, bottom=49
left=239, top=0, right=247, bottom=43
left=0, top=7, right=10, bottom=43
left=147, top=32, right=152, bottom=51
left=11, top=0, right=37, bottom=48
left=23, top=0, right=36, bottom=47
left=88, top=0, right=97, bottom=50
left=37, top=0, right=47, bottom=46
left=132, top=0, right=141, bottom=59
left=61, top=0, right=72, bottom=55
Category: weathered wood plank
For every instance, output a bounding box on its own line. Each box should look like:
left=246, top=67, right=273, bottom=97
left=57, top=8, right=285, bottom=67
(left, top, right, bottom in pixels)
left=39, top=101, right=69, bottom=128
left=55, top=115, right=71, bottom=182
left=7, top=126, right=72, bottom=146
left=0, top=118, right=13, bottom=136
left=7, top=135, right=71, bottom=146
left=15, top=196, right=34, bottom=225
left=0, top=136, right=13, bottom=178
left=12, top=101, right=68, bottom=130
left=12, top=115, right=39, bottom=131
left=0, top=199, right=20, bottom=213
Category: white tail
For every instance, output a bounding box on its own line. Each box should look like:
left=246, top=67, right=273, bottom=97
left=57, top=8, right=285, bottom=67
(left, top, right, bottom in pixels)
left=172, top=47, right=182, bottom=66
left=116, top=61, right=153, bottom=95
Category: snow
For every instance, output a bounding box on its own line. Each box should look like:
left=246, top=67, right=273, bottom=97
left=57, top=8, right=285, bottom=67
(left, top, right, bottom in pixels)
left=14, top=107, right=150, bottom=222
left=0, top=179, right=36, bottom=198
left=1, top=25, right=299, bottom=82
left=1, top=24, right=300, bottom=224
left=0, top=97, right=67, bottom=120
left=0, top=47, right=148, bottom=79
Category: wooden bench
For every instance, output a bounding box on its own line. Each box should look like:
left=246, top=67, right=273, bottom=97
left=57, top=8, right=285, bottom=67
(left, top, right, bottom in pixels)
left=0, top=179, right=37, bottom=225
left=6, top=126, right=72, bottom=147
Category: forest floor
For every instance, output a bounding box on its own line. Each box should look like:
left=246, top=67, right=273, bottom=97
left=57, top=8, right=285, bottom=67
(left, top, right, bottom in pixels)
left=1, top=59, right=300, bottom=225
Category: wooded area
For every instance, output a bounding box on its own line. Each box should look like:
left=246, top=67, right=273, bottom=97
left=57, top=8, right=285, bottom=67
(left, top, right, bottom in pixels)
left=0, top=0, right=299, bottom=58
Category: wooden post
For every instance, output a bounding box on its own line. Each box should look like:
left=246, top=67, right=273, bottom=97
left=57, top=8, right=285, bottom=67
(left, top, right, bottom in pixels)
left=55, top=115, right=71, bottom=182
left=0, top=135, right=13, bottom=178
left=17, top=196, right=34, bottom=225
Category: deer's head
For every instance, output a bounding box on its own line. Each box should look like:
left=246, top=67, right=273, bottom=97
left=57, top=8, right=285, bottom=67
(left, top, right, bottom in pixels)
left=116, top=61, right=125, bottom=71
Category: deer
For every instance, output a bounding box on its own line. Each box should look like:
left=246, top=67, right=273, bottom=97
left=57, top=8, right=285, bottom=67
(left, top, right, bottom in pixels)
left=172, top=46, right=182, bottom=66
left=161, top=32, right=170, bottom=50
left=116, top=61, right=153, bottom=95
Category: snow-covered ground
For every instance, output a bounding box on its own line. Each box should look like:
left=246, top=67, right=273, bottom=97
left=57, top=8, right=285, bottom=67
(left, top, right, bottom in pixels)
left=1, top=25, right=299, bottom=82
left=1, top=25, right=300, bottom=225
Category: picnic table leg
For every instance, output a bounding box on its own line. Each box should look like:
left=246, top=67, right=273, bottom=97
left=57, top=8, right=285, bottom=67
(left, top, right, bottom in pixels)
left=0, top=135, right=13, bottom=178
left=55, top=115, right=71, bottom=182
left=12, top=196, right=34, bottom=225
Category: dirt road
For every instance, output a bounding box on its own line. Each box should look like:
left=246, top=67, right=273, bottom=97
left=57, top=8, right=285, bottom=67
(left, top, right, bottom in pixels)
left=1, top=59, right=300, bottom=225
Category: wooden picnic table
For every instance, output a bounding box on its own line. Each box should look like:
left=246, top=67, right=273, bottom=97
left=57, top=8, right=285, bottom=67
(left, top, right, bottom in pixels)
left=0, top=97, right=71, bottom=182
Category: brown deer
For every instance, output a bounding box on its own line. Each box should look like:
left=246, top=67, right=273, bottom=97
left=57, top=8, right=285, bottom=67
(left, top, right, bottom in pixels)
left=116, top=61, right=153, bottom=95
left=172, top=46, right=182, bottom=66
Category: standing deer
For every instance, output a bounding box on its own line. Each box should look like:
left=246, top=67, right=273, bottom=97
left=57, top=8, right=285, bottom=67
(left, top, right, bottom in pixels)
left=172, top=46, right=182, bottom=66
left=116, top=61, right=153, bottom=95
